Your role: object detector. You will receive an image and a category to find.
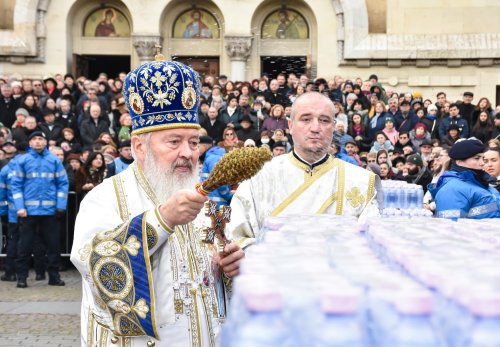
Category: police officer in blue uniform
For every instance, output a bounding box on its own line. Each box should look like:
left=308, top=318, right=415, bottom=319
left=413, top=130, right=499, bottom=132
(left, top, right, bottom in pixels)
left=430, top=138, right=500, bottom=220
left=11, top=131, right=69, bottom=288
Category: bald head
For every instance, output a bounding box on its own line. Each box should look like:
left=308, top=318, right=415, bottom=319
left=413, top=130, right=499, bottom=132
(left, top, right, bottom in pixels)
left=290, top=92, right=334, bottom=121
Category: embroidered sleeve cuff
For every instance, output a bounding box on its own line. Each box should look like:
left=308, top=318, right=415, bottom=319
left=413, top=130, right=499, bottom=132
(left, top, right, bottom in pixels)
left=153, top=206, right=174, bottom=234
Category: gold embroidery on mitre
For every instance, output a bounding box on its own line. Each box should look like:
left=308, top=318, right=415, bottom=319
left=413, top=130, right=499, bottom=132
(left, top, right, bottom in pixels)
left=346, top=187, right=365, bottom=208
left=182, top=81, right=196, bottom=110
left=128, top=92, right=144, bottom=114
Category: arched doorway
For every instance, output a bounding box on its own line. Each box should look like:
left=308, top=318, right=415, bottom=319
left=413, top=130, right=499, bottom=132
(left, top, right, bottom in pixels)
left=68, top=0, right=133, bottom=79
left=250, top=0, right=317, bottom=79
left=160, top=1, right=224, bottom=79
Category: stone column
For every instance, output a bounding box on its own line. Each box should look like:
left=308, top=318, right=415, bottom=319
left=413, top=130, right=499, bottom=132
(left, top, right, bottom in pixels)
left=132, top=35, right=163, bottom=64
left=224, top=36, right=253, bottom=82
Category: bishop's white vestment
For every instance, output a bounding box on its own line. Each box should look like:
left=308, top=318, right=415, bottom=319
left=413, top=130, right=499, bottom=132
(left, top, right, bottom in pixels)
left=71, top=163, right=226, bottom=347
left=227, top=152, right=381, bottom=249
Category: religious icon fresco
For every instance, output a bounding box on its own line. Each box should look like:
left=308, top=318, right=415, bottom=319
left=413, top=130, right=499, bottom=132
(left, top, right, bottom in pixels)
left=83, top=7, right=130, bottom=37
left=261, top=9, right=309, bottom=39
left=173, top=9, right=220, bottom=39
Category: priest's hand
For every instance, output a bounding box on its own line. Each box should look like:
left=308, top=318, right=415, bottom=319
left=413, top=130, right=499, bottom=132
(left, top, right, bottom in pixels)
left=215, top=243, right=245, bottom=278
left=159, top=189, right=208, bottom=228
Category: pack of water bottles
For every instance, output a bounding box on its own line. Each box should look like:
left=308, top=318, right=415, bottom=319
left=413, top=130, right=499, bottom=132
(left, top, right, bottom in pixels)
left=380, top=180, right=433, bottom=218
left=221, top=215, right=500, bottom=347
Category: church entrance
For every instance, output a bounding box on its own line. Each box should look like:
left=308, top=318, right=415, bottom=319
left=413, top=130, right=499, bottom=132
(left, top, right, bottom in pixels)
left=261, top=56, right=307, bottom=79
left=172, top=56, right=220, bottom=79
left=72, top=54, right=130, bottom=80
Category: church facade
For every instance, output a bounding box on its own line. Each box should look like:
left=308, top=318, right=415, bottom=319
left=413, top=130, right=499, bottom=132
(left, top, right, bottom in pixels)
left=1, top=0, right=500, bottom=103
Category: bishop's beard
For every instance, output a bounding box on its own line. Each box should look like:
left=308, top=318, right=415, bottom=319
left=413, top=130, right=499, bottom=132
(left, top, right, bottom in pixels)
left=142, top=150, right=199, bottom=203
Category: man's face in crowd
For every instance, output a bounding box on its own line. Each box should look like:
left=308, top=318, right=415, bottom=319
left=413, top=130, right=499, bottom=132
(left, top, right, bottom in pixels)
left=50, top=148, right=64, bottom=162
left=277, top=75, right=286, bottom=86
left=463, top=94, right=473, bottom=104
left=269, top=79, right=279, bottom=92
left=200, top=103, right=209, bottom=114
left=120, top=146, right=132, bottom=160
left=398, top=133, right=410, bottom=145
left=437, top=93, right=446, bottom=105
left=1, top=85, right=12, bottom=98
left=240, top=120, right=251, bottom=130
left=22, top=80, right=33, bottom=93
left=272, top=146, right=286, bottom=157
left=400, top=104, right=410, bottom=114
left=449, top=106, right=459, bottom=117
left=29, top=136, right=47, bottom=152
left=24, top=117, right=37, bottom=130
left=288, top=94, right=334, bottom=160
left=90, top=105, right=101, bottom=119
left=420, top=144, right=432, bottom=155
left=407, top=162, right=419, bottom=175
left=395, top=161, right=405, bottom=171
left=389, top=99, right=398, bottom=112
left=60, top=100, right=71, bottom=114
left=207, top=107, right=218, bottom=120
left=239, top=95, right=249, bottom=107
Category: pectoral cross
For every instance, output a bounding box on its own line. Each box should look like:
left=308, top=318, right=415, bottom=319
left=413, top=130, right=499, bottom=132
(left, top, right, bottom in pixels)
left=201, top=201, right=231, bottom=254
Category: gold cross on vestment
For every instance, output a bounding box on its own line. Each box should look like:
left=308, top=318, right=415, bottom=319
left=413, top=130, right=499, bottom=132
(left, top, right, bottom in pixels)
left=345, top=187, right=365, bottom=208
left=201, top=201, right=231, bottom=253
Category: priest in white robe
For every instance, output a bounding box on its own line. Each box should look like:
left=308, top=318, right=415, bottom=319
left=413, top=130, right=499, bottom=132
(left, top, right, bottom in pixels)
left=71, top=58, right=244, bottom=347
left=227, top=92, right=382, bottom=249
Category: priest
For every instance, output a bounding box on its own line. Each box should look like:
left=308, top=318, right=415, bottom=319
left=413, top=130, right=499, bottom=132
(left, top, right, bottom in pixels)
left=227, top=92, right=382, bottom=249
left=71, top=56, right=243, bottom=346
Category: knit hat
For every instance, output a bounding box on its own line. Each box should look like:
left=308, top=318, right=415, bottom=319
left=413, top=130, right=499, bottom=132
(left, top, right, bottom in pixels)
left=414, top=122, right=427, bottom=131
left=244, top=139, right=256, bottom=147
left=199, top=136, right=213, bottom=145
left=448, top=124, right=460, bottom=132
left=448, top=139, right=485, bottom=160
left=385, top=116, right=395, bottom=124
left=272, top=141, right=287, bottom=149
left=406, top=154, right=424, bottom=167
left=15, top=108, right=29, bottom=117
left=412, top=90, right=423, bottom=99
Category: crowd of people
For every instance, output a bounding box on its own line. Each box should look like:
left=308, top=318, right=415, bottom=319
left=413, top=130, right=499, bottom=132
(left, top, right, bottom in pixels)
left=0, top=69, right=500, bottom=285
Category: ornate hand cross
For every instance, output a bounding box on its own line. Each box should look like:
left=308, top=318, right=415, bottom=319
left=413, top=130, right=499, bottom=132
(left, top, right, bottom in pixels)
left=201, top=201, right=231, bottom=253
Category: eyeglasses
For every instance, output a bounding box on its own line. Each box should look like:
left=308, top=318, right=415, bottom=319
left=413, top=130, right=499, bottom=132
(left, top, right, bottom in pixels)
left=226, top=133, right=234, bottom=137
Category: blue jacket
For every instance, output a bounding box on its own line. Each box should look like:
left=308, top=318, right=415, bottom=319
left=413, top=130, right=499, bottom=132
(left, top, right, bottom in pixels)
left=0, top=154, right=25, bottom=222
left=395, top=111, right=419, bottom=134
left=367, top=113, right=387, bottom=141
left=10, top=147, right=69, bottom=216
left=438, top=116, right=469, bottom=140
left=429, top=170, right=500, bottom=220
left=200, top=146, right=233, bottom=207
left=335, top=148, right=358, bottom=166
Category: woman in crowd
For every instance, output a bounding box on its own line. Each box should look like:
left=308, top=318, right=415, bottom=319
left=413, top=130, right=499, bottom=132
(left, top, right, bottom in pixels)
left=430, top=139, right=500, bottom=219
left=483, top=147, right=500, bottom=182
left=21, top=94, right=41, bottom=120
left=442, top=124, right=461, bottom=147
left=217, top=127, right=244, bottom=152
left=382, top=116, right=399, bottom=145
left=75, top=151, right=107, bottom=199
left=370, top=132, right=394, bottom=153
left=288, top=84, right=305, bottom=104
left=472, top=97, right=494, bottom=125
left=379, top=162, right=393, bottom=180
left=424, top=148, right=451, bottom=213
left=471, top=110, right=494, bottom=143
left=262, top=104, right=288, bottom=135
left=239, top=83, right=254, bottom=105
left=333, top=102, right=348, bottom=127
left=97, top=131, right=117, bottom=149
left=410, top=123, right=432, bottom=148
left=368, top=101, right=387, bottom=141
left=223, top=80, right=236, bottom=98
left=348, top=112, right=371, bottom=152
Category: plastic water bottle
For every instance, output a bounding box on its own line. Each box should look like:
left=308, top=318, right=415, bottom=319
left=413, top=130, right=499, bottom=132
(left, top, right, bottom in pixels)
left=464, top=292, right=500, bottom=347
left=379, top=290, right=440, bottom=347
left=416, top=186, right=424, bottom=209
left=314, top=289, right=364, bottom=347
left=233, top=291, right=292, bottom=347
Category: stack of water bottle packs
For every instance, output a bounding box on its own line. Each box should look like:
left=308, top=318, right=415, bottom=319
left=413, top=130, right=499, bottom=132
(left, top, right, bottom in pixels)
left=221, top=215, right=500, bottom=347
left=380, top=180, right=433, bottom=217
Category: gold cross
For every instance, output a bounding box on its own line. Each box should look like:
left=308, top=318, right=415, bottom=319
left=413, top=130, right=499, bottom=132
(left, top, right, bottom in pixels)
left=201, top=201, right=231, bottom=253
left=345, top=187, right=365, bottom=208
left=154, top=44, right=165, bottom=61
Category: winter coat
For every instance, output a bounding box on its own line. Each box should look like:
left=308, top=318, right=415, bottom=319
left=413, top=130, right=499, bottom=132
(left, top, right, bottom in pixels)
left=10, top=148, right=68, bottom=216
left=429, top=169, right=500, bottom=220
left=200, top=146, right=232, bottom=207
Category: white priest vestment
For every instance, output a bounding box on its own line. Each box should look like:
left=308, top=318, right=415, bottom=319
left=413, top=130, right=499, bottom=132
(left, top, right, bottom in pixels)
left=71, top=163, right=226, bottom=347
left=227, top=152, right=381, bottom=249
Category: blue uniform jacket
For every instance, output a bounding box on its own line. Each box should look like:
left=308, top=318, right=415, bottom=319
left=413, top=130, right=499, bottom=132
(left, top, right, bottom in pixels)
left=0, top=154, right=25, bottom=222
left=335, top=148, right=358, bottom=166
left=200, top=146, right=233, bottom=207
left=429, top=170, right=500, bottom=220
left=10, top=147, right=69, bottom=215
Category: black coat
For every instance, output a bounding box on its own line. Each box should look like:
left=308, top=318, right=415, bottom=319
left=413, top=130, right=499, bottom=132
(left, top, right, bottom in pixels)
left=0, top=97, right=20, bottom=128
left=39, top=122, right=64, bottom=144
left=200, top=118, right=226, bottom=143
left=80, top=118, right=109, bottom=147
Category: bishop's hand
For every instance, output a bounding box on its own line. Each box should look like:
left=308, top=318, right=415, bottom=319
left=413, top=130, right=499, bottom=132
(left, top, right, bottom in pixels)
left=159, top=189, right=208, bottom=228
left=214, top=243, right=245, bottom=278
